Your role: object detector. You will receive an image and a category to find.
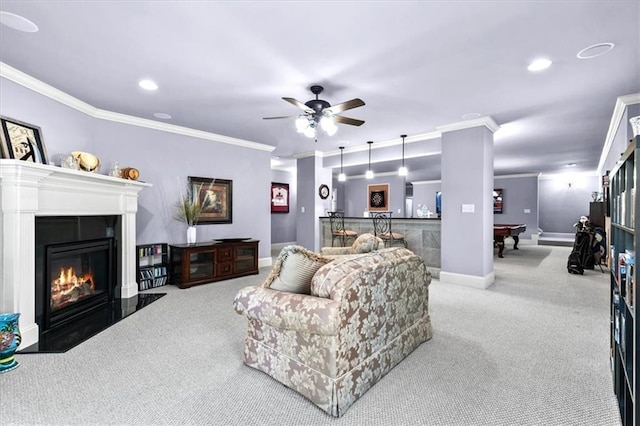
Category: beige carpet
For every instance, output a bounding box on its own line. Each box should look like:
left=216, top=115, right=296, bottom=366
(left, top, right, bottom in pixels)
left=0, top=242, right=621, bottom=425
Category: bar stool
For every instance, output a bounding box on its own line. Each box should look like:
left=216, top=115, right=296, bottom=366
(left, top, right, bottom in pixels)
left=371, top=212, right=407, bottom=248
left=329, top=211, right=358, bottom=247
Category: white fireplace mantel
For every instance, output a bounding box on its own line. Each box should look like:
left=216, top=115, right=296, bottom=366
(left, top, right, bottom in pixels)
left=0, top=159, right=150, bottom=349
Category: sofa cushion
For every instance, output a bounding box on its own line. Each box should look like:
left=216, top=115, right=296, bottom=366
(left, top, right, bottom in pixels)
left=351, top=233, right=381, bottom=254
left=264, top=245, right=333, bottom=294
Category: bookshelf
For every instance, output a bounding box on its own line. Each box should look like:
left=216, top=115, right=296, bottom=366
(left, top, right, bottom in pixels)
left=610, top=136, right=639, bottom=425
left=136, top=243, right=169, bottom=291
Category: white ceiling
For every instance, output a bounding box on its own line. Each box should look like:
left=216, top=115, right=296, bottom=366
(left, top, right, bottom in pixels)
left=0, top=1, right=638, bottom=182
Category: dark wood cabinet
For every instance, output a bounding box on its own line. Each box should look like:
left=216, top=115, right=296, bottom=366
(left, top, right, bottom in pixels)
left=589, top=201, right=605, bottom=228
left=169, top=240, right=259, bottom=289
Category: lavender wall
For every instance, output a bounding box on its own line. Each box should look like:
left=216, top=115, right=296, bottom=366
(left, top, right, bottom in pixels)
left=539, top=175, right=599, bottom=233
left=339, top=174, right=407, bottom=218
left=1, top=77, right=273, bottom=259
left=270, top=169, right=297, bottom=244
left=493, top=175, right=538, bottom=239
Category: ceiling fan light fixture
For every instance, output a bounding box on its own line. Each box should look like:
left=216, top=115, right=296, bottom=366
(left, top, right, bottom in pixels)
left=303, top=125, right=316, bottom=138
left=295, top=116, right=309, bottom=132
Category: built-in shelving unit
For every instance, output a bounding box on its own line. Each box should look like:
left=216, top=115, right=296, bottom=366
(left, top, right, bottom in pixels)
left=610, top=136, right=639, bottom=425
left=136, top=243, right=169, bottom=291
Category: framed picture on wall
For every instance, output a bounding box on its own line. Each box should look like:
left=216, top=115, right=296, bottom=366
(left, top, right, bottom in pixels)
left=0, top=116, right=48, bottom=164
left=493, top=189, right=503, bottom=214
left=271, top=182, right=289, bottom=213
left=368, top=183, right=389, bottom=212
left=189, top=176, right=233, bottom=224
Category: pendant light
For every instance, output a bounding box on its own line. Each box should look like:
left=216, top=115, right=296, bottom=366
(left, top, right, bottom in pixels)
left=398, top=134, right=408, bottom=176
left=338, top=146, right=346, bottom=182
left=365, top=141, right=374, bottom=179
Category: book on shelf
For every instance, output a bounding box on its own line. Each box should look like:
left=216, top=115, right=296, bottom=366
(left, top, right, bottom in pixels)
left=626, top=250, right=635, bottom=308
left=619, top=253, right=628, bottom=299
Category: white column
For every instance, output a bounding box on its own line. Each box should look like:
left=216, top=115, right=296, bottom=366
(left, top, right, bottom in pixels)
left=119, top=192, right=139, bottom=298
left=436, top=117, right=499, bottom=289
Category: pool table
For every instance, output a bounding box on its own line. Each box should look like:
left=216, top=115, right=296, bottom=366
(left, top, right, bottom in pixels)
left=494, top=224, right=526, bottom=258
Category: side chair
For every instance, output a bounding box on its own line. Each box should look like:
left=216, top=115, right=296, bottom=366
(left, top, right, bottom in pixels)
left=328, top=211, right=358, bottom=247
left=371, top=211, right=408, bottom=248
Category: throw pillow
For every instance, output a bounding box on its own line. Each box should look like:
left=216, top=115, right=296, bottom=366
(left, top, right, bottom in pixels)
left=351, top=233, right=380, bottom=254
left=264, top=245, right=333, bottom=294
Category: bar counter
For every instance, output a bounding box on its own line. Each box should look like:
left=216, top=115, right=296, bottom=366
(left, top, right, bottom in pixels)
left=320, top=216, right=441, bottom=273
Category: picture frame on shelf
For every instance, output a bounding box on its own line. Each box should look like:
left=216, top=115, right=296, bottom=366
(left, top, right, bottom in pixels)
left=368, top=183, right=389, bottom=212
left=271, top=182, right=289, bottom=213
left=0, top=116, right=48, bottom=164
left=189, top=176, right=232, bottom=224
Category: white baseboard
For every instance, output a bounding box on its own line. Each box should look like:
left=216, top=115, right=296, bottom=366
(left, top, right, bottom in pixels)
left=439, top=270, right=495, bottom=289
left=259, top=257, right=273, bottom=268
left=271, top=242, right=296, bottom=252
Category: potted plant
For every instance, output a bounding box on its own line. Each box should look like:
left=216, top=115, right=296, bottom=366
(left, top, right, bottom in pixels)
left=174, top=181, right=212, bottom=244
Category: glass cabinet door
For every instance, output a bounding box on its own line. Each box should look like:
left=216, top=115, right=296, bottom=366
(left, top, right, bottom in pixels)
left=235, top=246, right=256, bottom=273
left=188, top=251, right=214, bottom=280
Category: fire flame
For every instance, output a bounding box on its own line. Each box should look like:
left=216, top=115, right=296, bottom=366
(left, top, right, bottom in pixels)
left=51, top=267, right=95, bottom=310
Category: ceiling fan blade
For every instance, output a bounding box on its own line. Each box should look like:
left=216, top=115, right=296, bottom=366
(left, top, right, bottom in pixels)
left=283, top=97, right=314, bottom=114
left=334, top=115, right=365, bottom=126
left=324, top=98, right=365, bottom=115
left=263, top=115, right=297, bottom=120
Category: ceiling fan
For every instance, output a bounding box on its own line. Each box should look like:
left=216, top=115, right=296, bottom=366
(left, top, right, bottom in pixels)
left=263, top=85, right=365, bottom=139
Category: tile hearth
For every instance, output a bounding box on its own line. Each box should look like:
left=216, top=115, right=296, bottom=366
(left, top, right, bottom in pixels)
left=20, top=293, right=165, bottom=353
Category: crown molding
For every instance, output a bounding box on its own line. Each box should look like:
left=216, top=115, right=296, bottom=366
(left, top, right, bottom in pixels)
left=597, top=93, right=640, bottom=175
left=435, top=116, right=500, bottom=134
left=323, top=131, right=441, bottom=157
left=293, top=150, right=324, bottom=159
left=0, top=62, right=275, bottom=152
left=538, top=170, right=599, bottom=180
left=495, top=173, right=541, bottom=179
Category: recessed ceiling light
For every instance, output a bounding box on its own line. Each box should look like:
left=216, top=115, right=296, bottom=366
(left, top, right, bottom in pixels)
left=527, top=58, right=552, bottom=72
left=138, top=79, right=158, bottom=91
left=576, top=42, right=615, bottom=59
left=566, top=163, right=576, bottom=167
left=462, top=112, right=481, bottom=120
left=152, top=112, right=172, bottom=120
left=0, top=11, right=38, bottom=32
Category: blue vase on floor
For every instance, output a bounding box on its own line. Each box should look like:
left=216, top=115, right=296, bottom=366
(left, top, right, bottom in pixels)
left=0, top=313, right=21, bottom=373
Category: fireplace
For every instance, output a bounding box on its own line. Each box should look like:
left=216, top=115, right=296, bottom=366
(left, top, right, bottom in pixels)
left=42, top=238, right=115, bottom=332
left=0, top=159, right=150, bottom=350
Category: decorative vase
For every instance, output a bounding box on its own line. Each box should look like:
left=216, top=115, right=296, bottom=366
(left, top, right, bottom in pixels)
left=0, top=313, right=21, bottom=374
left=187, top=226, right=197, bottom=244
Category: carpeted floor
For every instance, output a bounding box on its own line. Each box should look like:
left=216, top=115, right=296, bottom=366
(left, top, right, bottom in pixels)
left=0, top=242, right=621, bottom=425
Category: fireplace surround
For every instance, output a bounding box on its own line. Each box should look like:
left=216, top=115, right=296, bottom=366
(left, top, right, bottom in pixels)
left=0, top=159, right=150, bottom=349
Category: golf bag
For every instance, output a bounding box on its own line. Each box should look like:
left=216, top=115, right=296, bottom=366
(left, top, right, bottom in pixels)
left=567, top=225, right=606, bottom=274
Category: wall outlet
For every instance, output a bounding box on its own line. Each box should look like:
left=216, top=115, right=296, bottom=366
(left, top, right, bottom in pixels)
left=398, top=208, right=401, bottom=214
left=461, top=204, right=475, bottom=213
left=301, top=206, right=305, bottom=213
left=524, top=208, right=531, bottom=214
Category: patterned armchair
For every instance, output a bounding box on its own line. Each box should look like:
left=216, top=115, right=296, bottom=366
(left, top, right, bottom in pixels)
left=233, top=247, right=432, bottom=417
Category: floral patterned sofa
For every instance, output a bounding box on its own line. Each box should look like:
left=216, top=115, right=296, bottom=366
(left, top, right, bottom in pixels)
left=233, top=245, right=432, bottom=417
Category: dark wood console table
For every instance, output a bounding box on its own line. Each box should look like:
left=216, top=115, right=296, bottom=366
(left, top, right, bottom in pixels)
left=169, top=239, right=259, bottom=289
